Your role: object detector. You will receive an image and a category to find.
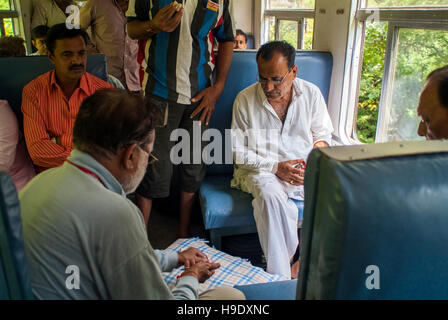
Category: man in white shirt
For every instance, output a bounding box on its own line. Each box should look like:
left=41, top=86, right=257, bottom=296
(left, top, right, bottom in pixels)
left=231, top=41, right=334, bottom=279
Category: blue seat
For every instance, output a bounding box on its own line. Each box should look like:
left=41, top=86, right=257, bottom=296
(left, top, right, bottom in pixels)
left=0, top=55, right=108, bottom=126
left=297, top=140, right=448, bottom=299
left=0, top=172, right=33, bottom=300
left=200, top=175, right=304, bottom=249
left=199, top=50, right=332, bottom=249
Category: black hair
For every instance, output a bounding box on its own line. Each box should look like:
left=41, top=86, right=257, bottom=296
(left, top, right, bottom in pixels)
left=427, top=65, right=448, bottom=109
left=73, top=89, right=162, bottom=158
left=45, top=23, right=89, bottom=54
left=256, top=40, right=295, bottom=69
left=0, top=36, right=26, bottom=57
left=236, top=29, right=247, bottom=43
left=31, top=25, right=50, bottom=41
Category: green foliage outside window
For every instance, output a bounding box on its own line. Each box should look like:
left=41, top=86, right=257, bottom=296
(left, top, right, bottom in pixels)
left=356, top=22, right=448, bottom=143
left=366, top=0, right=448, bottom=7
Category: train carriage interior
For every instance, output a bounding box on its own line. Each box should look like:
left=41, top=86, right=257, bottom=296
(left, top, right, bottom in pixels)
left=1, top=0, right=448, bottom=301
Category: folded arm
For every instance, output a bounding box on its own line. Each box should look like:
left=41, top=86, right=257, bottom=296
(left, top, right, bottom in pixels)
left=21, top=89, right=71, bottom=169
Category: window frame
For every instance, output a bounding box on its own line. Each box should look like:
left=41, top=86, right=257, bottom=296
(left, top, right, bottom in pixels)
left=0, top=0, right=19, bottom=36
left=346, top=1, right=448, bottom=144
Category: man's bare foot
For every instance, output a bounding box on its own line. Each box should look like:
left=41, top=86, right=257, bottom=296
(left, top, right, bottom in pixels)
left=291, top=260, right=300, bottom=279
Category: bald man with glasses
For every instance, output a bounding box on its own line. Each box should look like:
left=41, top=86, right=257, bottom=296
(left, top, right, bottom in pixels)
left=230, top=41, right=334, bottom=279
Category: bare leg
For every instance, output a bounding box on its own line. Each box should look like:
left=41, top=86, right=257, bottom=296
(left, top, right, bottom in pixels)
left=177, top=191, right=195, bottom=238
left=136, top=194, right=152, bottom=229
left=291, top=260, right=300, bottom=279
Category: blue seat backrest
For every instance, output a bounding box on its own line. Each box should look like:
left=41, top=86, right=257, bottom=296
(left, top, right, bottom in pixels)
left=0, top=172, right=33, bottom=300
left=297, top=140, right=448, bottom=299
left=0, top=55, right=108, bottom=127
left=246, top=35, right=255, bottom=49
left=207, top=50, right=333, bottom=175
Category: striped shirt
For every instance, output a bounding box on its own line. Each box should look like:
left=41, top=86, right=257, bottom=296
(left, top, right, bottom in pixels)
left=21, top=70, right=113, bottom=170
left=127, top=0, right=235, bottom=104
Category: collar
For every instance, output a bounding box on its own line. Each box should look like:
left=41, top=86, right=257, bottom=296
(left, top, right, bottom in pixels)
left=66, top=149, right=126, bottom=197
left=50, top=70, right=90, bottom=96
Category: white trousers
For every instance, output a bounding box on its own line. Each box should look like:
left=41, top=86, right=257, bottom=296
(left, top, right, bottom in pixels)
left=245, top=174, right=299, bottom=279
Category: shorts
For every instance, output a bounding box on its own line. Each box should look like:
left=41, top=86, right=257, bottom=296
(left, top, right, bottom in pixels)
left=136, top=97, right=209, bottom=198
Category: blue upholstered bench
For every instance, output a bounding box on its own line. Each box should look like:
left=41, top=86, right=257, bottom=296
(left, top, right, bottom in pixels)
left=199, top=50, right=333, bottom=249
left=0, top=55, right=108, bottom=125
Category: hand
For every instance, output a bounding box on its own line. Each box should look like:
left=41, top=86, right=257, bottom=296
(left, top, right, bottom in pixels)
left=180, top=262, right=220, bottom=283
left=190, top=84, right=224, bottom=125
left=275, top=159, right=306, bottom=186
left=177, top=247, right=208, bottom=268
left=313, top=140, right=329, bottom=149
left=149, top=2, right=183, bottom=33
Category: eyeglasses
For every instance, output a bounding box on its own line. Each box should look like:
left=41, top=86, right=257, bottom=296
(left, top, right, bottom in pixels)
left=257, top=68, right=291, bottom=86
left=137, top=144, right=158, bottom=165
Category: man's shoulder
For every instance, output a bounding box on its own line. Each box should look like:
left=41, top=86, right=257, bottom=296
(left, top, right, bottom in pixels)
left=84, top=72, right=114, bottom=91
left=23, top=71, right=52, bottom=92
left=235, top=82, right=259, bottom=101
left=294, top=78, right=322, bottom=96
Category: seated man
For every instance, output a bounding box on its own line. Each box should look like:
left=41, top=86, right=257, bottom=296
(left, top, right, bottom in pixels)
left=30, top=25, right=50, bottom=56
left=234, top=29, right=247, bottom=50
left=0, top=100, right=35, bottom=192
left=231, top=41, right=334, bottom=279
left=21, top=23, right=113, bottom=171
left=20, top=89, right=244, bottom=300
left=417, top=65, right=448, bottom=140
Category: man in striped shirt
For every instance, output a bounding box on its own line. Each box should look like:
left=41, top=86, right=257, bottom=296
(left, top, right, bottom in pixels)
left=127, top=0, right=235, bottom=236
left=21, top=24, right=113, bottom=172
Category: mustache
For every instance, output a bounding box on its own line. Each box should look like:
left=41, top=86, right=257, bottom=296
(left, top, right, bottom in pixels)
left=265, top=90, right=280, bottom=96
left=69, top=64, right=84, bottom=70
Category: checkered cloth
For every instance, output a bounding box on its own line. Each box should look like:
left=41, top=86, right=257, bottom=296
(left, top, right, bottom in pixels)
left=162, top=237, right=288, bottom=294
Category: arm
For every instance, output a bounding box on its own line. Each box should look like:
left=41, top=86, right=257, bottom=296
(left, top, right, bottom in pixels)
left=126, top=2, right=183, bottom=40
left=79, top=0, right=94, bottom=30
left=190, top=0, right=236, bottom=125
left=190, top=41, right=234, bottom=125
left=0, top=102, right=19, bottom=172
left=154, top=249, right=179, bottom=272
left=31, top=0, right=47, bottom=29
left=21, top=87, right=71, bottom=169
left=231, top=96, right=277, bottom=173
left=310, top=90, right=334, bottom=147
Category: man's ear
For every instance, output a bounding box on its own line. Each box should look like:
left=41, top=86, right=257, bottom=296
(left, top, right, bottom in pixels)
left=121, top=143, right=139, bottom=170
left=292, top=65, right=298, bottom=77
left=48, top=51, right=56, bottom=64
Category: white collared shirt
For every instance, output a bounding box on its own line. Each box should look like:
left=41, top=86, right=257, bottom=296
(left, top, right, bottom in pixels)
left=231, top=78, right=334, bottom=196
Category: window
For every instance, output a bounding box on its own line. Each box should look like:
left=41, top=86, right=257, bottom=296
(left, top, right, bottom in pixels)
left=263, top=0, right=315, bottom=49
left=0, top=0, right=19, bottom=36
left=350, top=0, right=448, bottom=143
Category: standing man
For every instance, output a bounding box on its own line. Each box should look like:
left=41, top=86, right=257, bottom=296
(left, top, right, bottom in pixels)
left=31, top=0, right=77, bottom=29
left=231, top=41, right=334, bottom=278
left=126, top=0, right=235, bottom=236
left=80, top=0, right=141, bottom=92
left=21, top=24, right=113, bottom=172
